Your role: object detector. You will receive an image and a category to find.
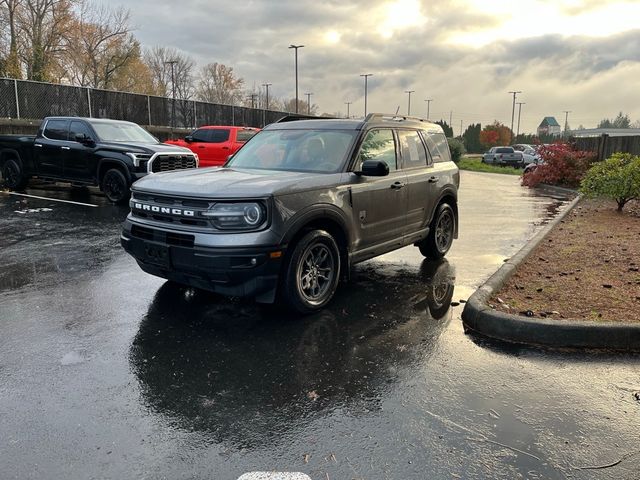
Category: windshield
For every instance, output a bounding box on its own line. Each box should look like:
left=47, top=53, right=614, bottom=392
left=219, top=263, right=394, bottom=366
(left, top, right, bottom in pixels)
left=90, top=121, right=158, bottom=143
left=226, top=129, right=357, bottom=173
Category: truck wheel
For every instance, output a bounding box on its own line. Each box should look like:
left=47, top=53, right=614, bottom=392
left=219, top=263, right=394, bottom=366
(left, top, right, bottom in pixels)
left=282, top=230, right=341, bottom=314
left=101, top=168, right=130, bottom=204
left=417, top=203, right=455, bottom=260
left=2, top=159, right=28, bottom=190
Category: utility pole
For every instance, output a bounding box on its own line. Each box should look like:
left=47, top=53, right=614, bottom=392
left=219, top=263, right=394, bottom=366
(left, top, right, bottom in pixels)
left=460, top=119, right=463, bottom=138
left=305, top=92, right=313, bottom=115
left=345, top=101, right=352, bottom=118
left=516, top=102, right=525, bottom=140
left=405, top=90, right=415, bottom=115
left=508, top=90, right=522, bottom=144
left=360, top=73, right=373, bottom=117
left=424, top=99, right=433, bottom=120
left=261, top=83, right=272, bottom=110
left=449, top=111, right=452, bottom=128
left=288, top=44, right=304, bottom=113
left=563, top=110, right=571, bottom=137
left=164, top=60, right=178, bottom=131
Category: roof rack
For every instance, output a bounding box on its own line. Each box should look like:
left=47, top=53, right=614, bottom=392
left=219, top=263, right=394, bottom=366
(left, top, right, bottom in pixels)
left=364, top=113, right=428, bottom=123
left=275, top=114, right=335, bottom=123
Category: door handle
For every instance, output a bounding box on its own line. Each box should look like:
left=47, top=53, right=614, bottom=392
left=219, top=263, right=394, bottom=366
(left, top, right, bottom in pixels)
left=61, top=146, right=71, bottom=150
left=390, top=181, right=406, bottom=190
left=428, top=176, right=439, bottom=183
left=198, top=145, right=206, bottom=148
left=34, top=143, right=43, bottom=148
left=222, top=146, right=230, bottom=150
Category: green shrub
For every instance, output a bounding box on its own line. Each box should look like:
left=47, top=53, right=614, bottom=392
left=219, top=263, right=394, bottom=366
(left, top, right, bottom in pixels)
left=580, top=153, right=640, bottom=211
left=447, top=138, right=466, bottom=163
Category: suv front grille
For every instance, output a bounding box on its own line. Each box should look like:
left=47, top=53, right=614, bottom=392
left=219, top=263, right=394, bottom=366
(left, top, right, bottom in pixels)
left=131, top=224, right=195, bottom=247
left=150, top=154, right=197, bottom=173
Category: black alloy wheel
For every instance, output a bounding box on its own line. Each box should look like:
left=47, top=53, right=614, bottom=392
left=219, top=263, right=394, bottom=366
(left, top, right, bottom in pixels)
left=101, top=168, right=130, bottom=204
left=282, top=230, right=341, bottom=314
left=2, top=159, right=28, bottom=190
left=418, top=203, right=455, bottom=260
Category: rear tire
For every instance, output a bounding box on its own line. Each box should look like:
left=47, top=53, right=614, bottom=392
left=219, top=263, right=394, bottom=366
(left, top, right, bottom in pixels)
left=2, top=159, right=28, bottom=190
left=281, top=230, right=341, bottom=314
left=417, top=203, right=455, bottom=260
left=101, top=168, right=130, bottom=204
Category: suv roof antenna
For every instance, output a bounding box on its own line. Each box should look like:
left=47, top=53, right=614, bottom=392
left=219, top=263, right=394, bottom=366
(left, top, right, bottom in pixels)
left=394, top=106, right=400, bottom=116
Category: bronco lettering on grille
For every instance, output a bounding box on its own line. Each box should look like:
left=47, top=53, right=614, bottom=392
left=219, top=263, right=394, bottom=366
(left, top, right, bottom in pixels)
left=133, top=202, right=195, bottom=217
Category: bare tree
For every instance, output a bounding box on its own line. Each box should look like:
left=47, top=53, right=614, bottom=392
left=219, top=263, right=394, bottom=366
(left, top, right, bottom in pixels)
left=0, top=0, right=23, bottom=78
left=63, top=1, right=138, bottom=89
left=144, top=46, right=195, bottom=99
left=196, top=62, right=244, bottom=105
left=19, top=0, right=75, bottom=81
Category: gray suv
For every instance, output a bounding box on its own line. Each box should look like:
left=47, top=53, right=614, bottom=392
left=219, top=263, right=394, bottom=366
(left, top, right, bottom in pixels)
left=121, top=114, right=460, bottom=313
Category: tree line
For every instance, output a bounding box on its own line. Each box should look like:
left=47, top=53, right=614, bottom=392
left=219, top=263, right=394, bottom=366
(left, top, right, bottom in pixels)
left=0, top=0, right=317, bottom=113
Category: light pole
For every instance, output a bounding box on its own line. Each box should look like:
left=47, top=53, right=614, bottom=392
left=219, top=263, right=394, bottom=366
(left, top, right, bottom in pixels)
left=508, top=90, right=522, bottom=144
left=305, top=92, right=313, bottom=115
left=345, top=101, right=352, bottom=118
left=563, top=110, right=571, bottom=137
left=262, top=83, right=272, bottom=110
left=360, top=73, right=373, bottom=117
left=164, top=59, right=178, bottom=131
left=405, top=90, right=415, bottom=115
left=248, top=94, right=258, bottom=109
left=424, top=98, right=433, bottom=120
left=289, top=44, right=304, bottom=113
left=516, top=102, right=525, bottom=140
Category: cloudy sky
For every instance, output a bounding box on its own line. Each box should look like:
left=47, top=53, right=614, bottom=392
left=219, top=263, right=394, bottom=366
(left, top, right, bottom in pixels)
left=122, top=0, right=640, bottom=134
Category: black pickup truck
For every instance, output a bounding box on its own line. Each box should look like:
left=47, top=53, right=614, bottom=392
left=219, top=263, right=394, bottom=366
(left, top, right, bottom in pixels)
left=0, top=117, right=198, bottom=203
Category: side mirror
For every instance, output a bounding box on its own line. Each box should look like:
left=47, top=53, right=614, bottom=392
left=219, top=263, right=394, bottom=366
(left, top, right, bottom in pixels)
left=184, top=135, right=193, bottom=143
left=357, top=160, right=390, bottom=176
left=75, top=133, right=94, bottom=145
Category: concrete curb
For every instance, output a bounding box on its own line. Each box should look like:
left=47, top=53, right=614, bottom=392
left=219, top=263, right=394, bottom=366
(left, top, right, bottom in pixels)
left=461, top=194, right=640, bottom=351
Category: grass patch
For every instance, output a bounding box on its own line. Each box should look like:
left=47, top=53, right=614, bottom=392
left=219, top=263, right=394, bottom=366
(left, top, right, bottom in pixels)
left=458, top=156, right=524, bottom=175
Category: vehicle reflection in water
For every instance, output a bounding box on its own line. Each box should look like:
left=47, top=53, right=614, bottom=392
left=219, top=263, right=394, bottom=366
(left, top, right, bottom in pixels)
left=129, top=259, right=455, bottom=449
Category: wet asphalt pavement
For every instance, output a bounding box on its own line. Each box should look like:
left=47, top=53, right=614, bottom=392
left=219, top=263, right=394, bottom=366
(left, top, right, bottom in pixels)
left=1, top=171, right=639, bottom=480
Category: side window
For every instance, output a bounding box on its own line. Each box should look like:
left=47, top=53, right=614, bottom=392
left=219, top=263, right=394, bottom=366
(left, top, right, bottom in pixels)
left=432, top=133, right=452, bottom=163
left=398, top=130, right=428, bottom=168
left=357, top=129, right=397, bottom=171
left=69, top=121, right=93, bottom=142
left=43, top=119, right=69, bottom=141
left=191, top=129, right=211, bottom=142
left=209, top=129, right=230, bottom=143
left=236, top=130, right=257, bottom=142
left=423, top=132, right=451, bottom=163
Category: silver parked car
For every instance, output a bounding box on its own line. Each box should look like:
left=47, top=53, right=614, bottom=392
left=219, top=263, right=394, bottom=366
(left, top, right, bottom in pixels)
left=482, top=146, right=524, bottom=167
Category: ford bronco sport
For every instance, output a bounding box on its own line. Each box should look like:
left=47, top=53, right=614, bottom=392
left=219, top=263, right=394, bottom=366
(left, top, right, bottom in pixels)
left=121, top=114, right=460, bottom=313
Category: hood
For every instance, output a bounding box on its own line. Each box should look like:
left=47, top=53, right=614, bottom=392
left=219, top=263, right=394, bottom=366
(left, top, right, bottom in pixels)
left=98, top=141, right=193, bottom=155
left=131, top=167, right=344, bottom=198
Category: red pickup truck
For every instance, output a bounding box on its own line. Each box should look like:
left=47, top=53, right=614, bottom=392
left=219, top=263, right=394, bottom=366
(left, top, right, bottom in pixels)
left=166, top=126, right=259, bottom=167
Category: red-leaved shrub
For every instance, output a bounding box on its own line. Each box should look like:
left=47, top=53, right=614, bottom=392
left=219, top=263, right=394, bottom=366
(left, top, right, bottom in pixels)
left=521, top=143, right=596, bottom=188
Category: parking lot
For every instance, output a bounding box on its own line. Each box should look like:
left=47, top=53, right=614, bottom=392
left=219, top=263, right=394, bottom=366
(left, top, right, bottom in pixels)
left=1, top=171, right=639, bottom=479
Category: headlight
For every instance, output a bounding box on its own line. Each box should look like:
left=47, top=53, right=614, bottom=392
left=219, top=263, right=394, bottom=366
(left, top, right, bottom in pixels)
left=202, top=202, right=266, bottom=230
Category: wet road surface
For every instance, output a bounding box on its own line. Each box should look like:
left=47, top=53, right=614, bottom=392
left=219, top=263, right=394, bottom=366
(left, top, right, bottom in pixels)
left=1, top=172, right=639, bottom=479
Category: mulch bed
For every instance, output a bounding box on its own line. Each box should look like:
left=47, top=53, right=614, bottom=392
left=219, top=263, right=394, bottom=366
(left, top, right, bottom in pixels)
left=491, top=198, right=640, bottom=323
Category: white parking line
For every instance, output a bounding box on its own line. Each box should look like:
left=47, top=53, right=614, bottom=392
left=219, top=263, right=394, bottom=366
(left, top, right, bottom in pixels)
left=5, top=192, right=99, bottom=208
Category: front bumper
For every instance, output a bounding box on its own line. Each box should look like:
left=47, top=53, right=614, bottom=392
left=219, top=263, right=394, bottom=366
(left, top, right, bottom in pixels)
left=121, top=219, right=284, bottom=301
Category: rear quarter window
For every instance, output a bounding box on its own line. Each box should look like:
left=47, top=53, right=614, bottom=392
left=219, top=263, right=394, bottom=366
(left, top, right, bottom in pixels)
left=423, top=132, right=452, bottom=163
left=236, top=130, right=257, bottom=142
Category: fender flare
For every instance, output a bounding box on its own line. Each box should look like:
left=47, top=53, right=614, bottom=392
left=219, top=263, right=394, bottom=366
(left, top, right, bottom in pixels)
left=280, top=204, right=353, bottom=248
left=97, top=157, right=133, bottom=184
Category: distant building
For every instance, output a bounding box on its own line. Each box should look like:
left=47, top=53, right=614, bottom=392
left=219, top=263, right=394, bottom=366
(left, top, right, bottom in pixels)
left=537, top=117, right=562, bottom=137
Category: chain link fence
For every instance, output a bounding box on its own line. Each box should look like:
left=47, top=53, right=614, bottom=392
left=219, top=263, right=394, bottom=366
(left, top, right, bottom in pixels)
left=0, top=77, right=288, bottom=129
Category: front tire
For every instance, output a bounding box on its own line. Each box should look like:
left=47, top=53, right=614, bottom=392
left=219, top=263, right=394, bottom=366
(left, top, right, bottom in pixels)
left=2, top=159, right=28, bottom=190
left=101, top=168, right=130, bottom=204
left=418, top=203, right=456, bottom=260
left=282, top=230, right=341, bottom=314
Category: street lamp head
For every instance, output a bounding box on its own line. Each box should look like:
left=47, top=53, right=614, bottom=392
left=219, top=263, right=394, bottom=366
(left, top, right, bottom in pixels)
left=360, top=73, right=373, bottom=77
left=289, top=44, right=304, bottom=49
